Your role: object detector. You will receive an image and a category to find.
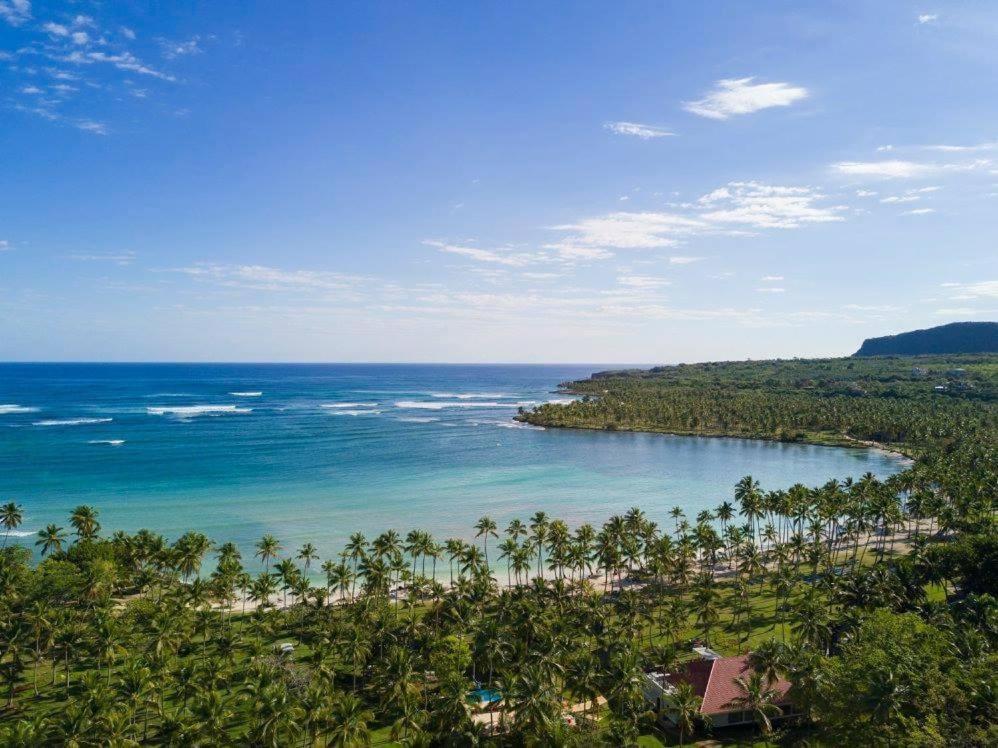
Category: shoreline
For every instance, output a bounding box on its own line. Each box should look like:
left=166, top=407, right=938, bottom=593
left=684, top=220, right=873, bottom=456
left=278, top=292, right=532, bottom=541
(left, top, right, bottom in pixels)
left=514, top=415, right=916, bottom=461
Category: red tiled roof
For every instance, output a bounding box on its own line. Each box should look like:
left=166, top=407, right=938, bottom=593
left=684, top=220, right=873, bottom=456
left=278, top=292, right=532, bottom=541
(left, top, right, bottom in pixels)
left=664, top=655, right=792, bottom=715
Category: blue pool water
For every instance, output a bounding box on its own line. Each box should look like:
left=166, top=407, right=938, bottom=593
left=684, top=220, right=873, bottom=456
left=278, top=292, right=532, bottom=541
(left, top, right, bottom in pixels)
left=0, top=363, right=906, bottom=567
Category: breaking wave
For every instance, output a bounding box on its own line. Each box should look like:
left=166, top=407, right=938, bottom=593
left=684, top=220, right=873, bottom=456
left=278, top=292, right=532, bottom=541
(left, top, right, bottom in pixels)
left=0, top=404, right=39, bottom=414
left=33, top=418, right=113, bottom=427
left=147, top=405, right=252, bottom=417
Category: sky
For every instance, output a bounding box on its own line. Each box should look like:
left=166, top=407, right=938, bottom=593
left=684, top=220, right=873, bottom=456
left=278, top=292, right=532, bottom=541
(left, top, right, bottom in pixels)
left=1, top=1, right=996, bottom=364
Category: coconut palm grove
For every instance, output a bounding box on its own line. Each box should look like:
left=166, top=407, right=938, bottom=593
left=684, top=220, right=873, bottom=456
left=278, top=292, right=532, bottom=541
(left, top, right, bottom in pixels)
left=1, top=353, right=995, bottom=746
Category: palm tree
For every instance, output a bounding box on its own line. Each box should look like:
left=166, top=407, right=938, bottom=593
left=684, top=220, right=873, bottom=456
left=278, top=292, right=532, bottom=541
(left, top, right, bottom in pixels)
left=328, top=692, right=374, bottom=747
left=731, top=671, right=783, bottom=734
left=736, top=475, right=763, bottom=548
left=35, top=524, right=67, bottom=556
left=670, top=682, right=704, bottom=747
left=255, top=534, right=282, bottom=572
left=297, top=542, right=320, bottom=576
left=529, top=511, right=549, bottom=580
left=69, top=504, right=100, bottom=540
left=1, top=501, right=23, bottom=548
left=474, top=515, right=498, bottom=569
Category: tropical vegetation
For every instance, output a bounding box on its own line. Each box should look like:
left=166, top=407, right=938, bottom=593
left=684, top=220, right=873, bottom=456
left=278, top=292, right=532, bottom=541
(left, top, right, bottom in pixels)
left=0, top=354, right=995, bottom=746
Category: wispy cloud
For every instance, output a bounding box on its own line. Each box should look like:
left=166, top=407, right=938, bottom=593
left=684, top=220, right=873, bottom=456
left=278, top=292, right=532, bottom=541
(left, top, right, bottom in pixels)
left=550, top=212, right=706, bottom=251
left=159, top=36, right=202, bottom=59
left=70, top=250, right=135, bottom=264
left=942, top=280, right=998, bottom=300
left=0, top=239, right=10, bottom=252
left=617, top=275, right=670, bottom=289
left=923, top=141, right=998, bottom=152
left=902, top=207, right=935, bottom=215
left=683, top=77, right=808, bottom=120
left=697, top=181, right=845, bottom=229
left=668, top=256, right=704, bottom=264
left=74, top=119, right=108, bottom=135
left=423, top=240, right=538, bottom=267
left=832, top=160, right=934, bottom=179
left=760, top=275, right=784, bottom=281
left=76, top=51, right=176, bottom=81
left=833, top=157, right=990, bottom=180
left=0, top=0, right=31, bottom=27
left=917, top=13, right=938, bottom=24
left=604, top=121, right=675, bottom=139
left=173, top=263, right=369, bottom=292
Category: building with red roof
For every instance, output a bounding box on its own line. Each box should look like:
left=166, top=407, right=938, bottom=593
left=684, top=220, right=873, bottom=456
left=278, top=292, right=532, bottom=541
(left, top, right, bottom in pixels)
left=642, top=648, right=796, bottom=728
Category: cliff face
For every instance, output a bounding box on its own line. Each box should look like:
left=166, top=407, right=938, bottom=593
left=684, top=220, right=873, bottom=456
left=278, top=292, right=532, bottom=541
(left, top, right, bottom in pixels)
left=854, top=322, right=998, bottom=357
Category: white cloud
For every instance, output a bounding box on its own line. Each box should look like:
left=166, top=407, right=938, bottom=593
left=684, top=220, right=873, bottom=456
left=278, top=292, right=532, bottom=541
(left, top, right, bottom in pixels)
left=550, top=212, right=706, bottom=250
left=75, top=120, right=107, bottom=135
left=423, top=240, right=536, bottom=267
left=0, top=0, right=31, bottom=27
left=20, top=85, right=42, bottom=94
left=42, top=21, right=69, bottom=37
left=943, top=280, right=998, bottom=300
left=697, top=181, right=845, bottom=229
left=917, top=13, right=938, bottom=24
left=160, top=36, right=202, bottom=59
left=760, top=275, right=784, bottom=281
left=604, top=121, right=675, bottom=139
left=70, top=251, right=135, bottom=264
left=832, top=160, right=934, bottom=179
left=880, top=195, right=920, bottom=203
left=923, top=141, right=997, bottom=152
left=120, top=26, right=136, bottom=40
left=540, top=242, right=615, bottom=261
left=617, top=275, right=670, bottom=289
left=683, top=77, right=808, bottom=120
left=902, top=208, right=935, bottom=215
left=78, top=51, right=176, bottom=81
left=668, top=256, right=704, bottom=264
left=174, top=263, right=368, bottom=292
left=71, top=31, right=89, bottom=45
left=843, top=304, right=904, bottom=312
left=856, top=189, right=878, bottom=197
left=0, top=239, right=10, bottom=251
left=757, top=287, right=785, bottom=293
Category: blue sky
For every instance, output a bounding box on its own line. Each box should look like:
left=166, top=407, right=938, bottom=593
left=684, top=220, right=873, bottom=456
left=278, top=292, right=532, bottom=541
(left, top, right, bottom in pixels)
left=1, top=1, right=996, bottom=363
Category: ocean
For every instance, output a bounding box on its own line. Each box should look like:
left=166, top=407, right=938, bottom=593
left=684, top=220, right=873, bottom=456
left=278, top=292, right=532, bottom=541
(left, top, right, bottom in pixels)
left=1, top=363, right=906, bottom=567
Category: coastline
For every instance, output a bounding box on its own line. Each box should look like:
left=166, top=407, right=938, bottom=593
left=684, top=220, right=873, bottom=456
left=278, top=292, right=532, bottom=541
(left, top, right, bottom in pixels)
left=514, top=414, right=917, bottom=462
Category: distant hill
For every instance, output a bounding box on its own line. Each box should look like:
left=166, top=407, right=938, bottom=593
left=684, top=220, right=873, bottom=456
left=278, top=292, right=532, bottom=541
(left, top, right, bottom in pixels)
left=854, top=321, right=998, bottom=357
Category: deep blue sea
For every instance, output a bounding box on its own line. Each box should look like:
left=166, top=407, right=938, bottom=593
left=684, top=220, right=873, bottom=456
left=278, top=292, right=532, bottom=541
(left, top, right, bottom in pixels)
left=1, top=364, right=906, bottom=568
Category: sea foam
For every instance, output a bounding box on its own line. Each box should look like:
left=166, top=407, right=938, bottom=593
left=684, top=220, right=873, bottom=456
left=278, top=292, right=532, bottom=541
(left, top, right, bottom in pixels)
left=0, top=404, right=39, bottom=414
left=395, top=400, right=536, bottom=410
left=321, top=402, right=378, bottom=409
left=89, top=439, right=126, bottom=446
left=229, top=391, right=263, bottom=397
left=430, top=392, right=511, bottom=399
left=329, top=410, right=383, bottom=416
left=33, top=417, right=113, bottom=427
left=147, top=405, right=251, bottom=417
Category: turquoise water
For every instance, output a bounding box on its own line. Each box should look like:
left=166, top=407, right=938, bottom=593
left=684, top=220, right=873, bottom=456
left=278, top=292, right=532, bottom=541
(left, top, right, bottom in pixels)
left=1, top=364, right=906, bottom=567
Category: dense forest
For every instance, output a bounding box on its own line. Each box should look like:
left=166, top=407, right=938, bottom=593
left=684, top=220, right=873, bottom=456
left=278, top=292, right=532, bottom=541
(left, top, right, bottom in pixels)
left=854, top=322, right=998, bottom=357
left=0, top=354, right=995, bottom=746
left=519, top=354, right=997, bottom=453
